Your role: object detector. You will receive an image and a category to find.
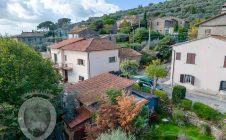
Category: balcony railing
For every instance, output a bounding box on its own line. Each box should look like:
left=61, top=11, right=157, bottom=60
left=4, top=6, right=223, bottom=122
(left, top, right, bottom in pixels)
left=54, top=63, right=73, bottom=70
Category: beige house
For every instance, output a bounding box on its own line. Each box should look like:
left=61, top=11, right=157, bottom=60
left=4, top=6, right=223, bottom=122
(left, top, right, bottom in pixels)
left=170, top=35, right=226, bottom=94
left=150, top=16, right=188, bottom=35
left=197, top=8, right=226, bottom=39
left=117, top=15, right=139, bottom=29
left=119, top=48, right=142, bottom=63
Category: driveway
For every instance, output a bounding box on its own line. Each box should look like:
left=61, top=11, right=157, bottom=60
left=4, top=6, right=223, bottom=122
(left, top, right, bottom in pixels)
left=162, top=85, right=226, bottom=113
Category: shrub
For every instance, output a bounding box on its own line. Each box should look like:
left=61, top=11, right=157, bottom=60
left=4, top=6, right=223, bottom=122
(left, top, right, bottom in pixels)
left=154, top=90, right=168, bottom=102
left=192, top=102, right=223, bottom=121
left=179, top=99, right=192, bottom=110
left=172, top=108, right=185, bottom=126
left=172, top=85, right=186, bottom=103
left=97, top=129, right=135, bottom=140
left=106, top=88, right=122, bottom=105
left=133, top=83, right=151, bottom=93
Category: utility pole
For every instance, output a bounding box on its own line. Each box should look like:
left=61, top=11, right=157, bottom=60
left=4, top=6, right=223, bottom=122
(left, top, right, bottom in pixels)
left=148, top=27, right=151, bottom=49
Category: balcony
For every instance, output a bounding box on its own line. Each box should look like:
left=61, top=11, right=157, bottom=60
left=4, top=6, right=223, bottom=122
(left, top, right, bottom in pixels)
left=54, top=63, right=73, bottom=71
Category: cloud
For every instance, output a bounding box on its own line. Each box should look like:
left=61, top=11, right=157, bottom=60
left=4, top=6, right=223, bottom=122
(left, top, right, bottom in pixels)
left=0, top=0, right=120, bottom=35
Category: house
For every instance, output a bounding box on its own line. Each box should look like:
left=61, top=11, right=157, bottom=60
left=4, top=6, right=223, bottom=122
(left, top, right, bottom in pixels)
left=119, top=48, right=142, bottom=63
left=197, top=4, right=226, bottom=39
left=48, top=38, right=120, bottom=83
left=170, top=35, right=226, bottom=94
left=68, top=26, right=99, bottom=39
left=66, top=73, right=135, bottom=111
left=13, top=31, right=45, bottom=45
left=150, top=16, right=189, bottom=35
left=116, top=15, right=139, bottom=29
left=64, top=106, right=91, bottom=140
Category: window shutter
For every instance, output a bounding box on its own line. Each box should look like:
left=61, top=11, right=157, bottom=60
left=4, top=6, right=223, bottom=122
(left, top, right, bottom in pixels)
left=224, top=56, right=226, bottom=68
left=191, top=76, right=195, bottom=85
left=191, top=54, right=196, bottom=64
left=186, top=54, right=190, bottom=64
left=180, top=74, right=184, bottom=83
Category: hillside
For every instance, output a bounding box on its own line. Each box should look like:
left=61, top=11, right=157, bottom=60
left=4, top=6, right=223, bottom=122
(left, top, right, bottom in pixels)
left=80, top=0, right=226, bottom=25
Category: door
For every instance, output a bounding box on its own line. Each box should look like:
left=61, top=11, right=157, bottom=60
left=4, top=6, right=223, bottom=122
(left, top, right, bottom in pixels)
left=64, top=70, right=68, bottom=82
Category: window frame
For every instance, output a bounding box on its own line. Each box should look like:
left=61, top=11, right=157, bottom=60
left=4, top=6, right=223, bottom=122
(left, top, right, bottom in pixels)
left=223, top=56, right=226, bottom=68
left=79, top=76, right=84, bottom=81
left=77, top=59, right=85, bottom=66
left=109, top=56, right=116, bottom=63
left=186, top=53, right=196, bottom=64
left=176, top=52, right=181, bottom=60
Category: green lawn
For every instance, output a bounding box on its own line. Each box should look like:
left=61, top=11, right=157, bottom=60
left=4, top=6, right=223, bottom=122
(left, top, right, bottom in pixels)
left=154, top=123, right=215, bottom=140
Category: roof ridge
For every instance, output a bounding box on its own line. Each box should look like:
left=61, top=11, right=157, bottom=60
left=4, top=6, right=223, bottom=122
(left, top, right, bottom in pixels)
left=85, top=38, right=95, bottom=51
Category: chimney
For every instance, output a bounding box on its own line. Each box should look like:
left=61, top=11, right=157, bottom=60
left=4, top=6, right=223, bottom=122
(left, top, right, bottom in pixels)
left=221, top=3, right=226, bottom=14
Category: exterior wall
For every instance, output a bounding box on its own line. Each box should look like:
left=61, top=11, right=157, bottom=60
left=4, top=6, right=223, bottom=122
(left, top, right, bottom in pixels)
left=197, top=14, right=226, bottom=39
left=89, top=50, right=120, bottom=77
left=64, top=50, right=89, bottom=83
left=198, top=26, right=226, bottom=39
left=151, top=18, right=165, bottom=34
left=170, top=37, right=226, bottom=92
left=68, top=33, right=79, bottom=39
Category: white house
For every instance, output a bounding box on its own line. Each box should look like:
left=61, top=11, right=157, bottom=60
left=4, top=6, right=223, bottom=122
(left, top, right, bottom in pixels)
left=48, top=38, right=120, bottom=83
left=170, top=35, right=226, bottom=94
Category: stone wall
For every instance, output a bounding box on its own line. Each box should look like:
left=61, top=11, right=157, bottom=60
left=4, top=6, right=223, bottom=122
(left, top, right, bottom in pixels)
left=186, top=112, right=225, bottom=140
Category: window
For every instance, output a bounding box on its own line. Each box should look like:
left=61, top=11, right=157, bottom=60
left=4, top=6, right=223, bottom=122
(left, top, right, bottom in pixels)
left=186, top=53, right=196, bottom=64
left=220, top=81, right=226, bottom=91
left=176, top=52, right=181, bottom=60
left=205, top=29, right=211, bottom=36
left=79, top=76, right=84, bottom=81
left=109, top=57, right=116, bottom=63
left=180, top=74, right=195, bottom=85
left=54, top=53, right=57, bottom=63
left=224, top=56, right=226, bottom=68
left=77, top=59, right=85, bottom=66
left=64, top=55, right=67, bottom=61
left=157, top=22, right=159, bottom=26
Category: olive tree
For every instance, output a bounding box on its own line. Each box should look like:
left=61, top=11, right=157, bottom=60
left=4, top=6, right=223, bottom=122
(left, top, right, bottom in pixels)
left=120, top=60, right=139, bottom=78
left=145, top=59, right=168, bottom=92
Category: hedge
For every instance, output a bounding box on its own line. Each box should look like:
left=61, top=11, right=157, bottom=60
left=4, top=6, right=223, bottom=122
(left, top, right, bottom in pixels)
left=154, top=90, right=168, bottom=102
left=179, top=99, right=192, bottom=110
left=172, top=85, right=186, bottom=103
left=133, top=83, right=151, bottom=93
left=192, top=102, right=223, bottom=121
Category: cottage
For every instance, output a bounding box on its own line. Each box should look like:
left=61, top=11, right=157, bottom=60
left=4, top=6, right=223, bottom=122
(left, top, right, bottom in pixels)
left=150, top=16, right=189, bottom=35
left=68, top=26, right=98, bottom=39
left=66, top=73, right=135, bottom=111
left=48, top=38, right=120, bottom=83
left=170, top=35, right=226, bottom=94
left=119, top=48, right=142, bottom=63
left=197, top=4, right=226, bottom=39
left=116, top=15, right=140, bottom=29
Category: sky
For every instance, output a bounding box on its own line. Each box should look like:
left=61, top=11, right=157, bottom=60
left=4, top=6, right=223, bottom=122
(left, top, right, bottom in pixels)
left=0, top=0, right=165, bottom=35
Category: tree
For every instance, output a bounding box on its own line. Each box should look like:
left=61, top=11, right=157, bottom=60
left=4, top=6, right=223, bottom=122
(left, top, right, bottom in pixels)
left=106, top=88, right=122, bottom=105
left=133, top=28, right=148, bottom=43
left=89, top=20, right=104, bottom=32
left=145, top=59, right=168, bottom=93
left=63, top=93, right=79, bottom=123
left=103, top=16, right=116, bottom=25
left=57, top=18, right=71, bottom=28
left=120, top=60, right=139, bottom=78
left=178, top=27, right=188, bottom=42
left=141, top=11, right=148, bottom=28
left=37, top=21, right=56, bottom=31
left=119, top=20, right=131, bottom=34
left=154, top=36, right=175, bottom=61
left=173, top=22, right=179, bottom=32
left=97, top=129, right=135, bottom=140
left=0, top=37, right=62, bottom=138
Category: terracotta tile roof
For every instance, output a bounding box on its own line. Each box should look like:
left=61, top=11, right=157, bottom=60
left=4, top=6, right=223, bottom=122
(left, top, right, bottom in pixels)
left=119, top=48, right=142, bottom=58
left=66, top=106, right=91, bottom=129
left=48, top=38, right=119, bottom=52
left=48, top=38, right=84, bottom=49
left=66, top=73, right=135, bottom=106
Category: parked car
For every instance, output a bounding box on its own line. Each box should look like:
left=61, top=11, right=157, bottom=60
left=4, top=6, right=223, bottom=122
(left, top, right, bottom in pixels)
left=131, top=75, right=163, bottom=90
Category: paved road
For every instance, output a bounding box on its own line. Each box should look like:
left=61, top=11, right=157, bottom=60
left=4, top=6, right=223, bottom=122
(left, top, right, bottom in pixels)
left=163, top=85, right=226, bottom=113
